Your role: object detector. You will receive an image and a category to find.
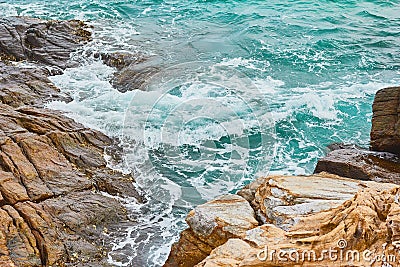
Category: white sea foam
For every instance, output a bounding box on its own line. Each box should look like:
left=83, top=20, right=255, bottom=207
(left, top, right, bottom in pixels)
left=216, top=57, right=270, bottom=72
left=46, top=51, right=399, bottom=265
left=8, top=2, right=398, bottom=265
left=47, top=55, right=280, bottom=266
left=47, top=60, right=135, bottom=136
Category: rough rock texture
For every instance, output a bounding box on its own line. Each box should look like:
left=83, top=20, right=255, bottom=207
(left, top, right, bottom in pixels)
left=370, top=86, right=400, bottom=155
left=0, top=17, right=91, bottom=69
left=0, top=62, right=72, bottom=107
left=314, top=148, right=400, bottom=183
left=198, top=187, right=400, bottom=266
left=0, top=18, right=141, bottom=266
left=238, top=172, right=397, bottom=229
left=164, top=194, right=259, bottom=267
left=167, top=174, right=400, bottom=267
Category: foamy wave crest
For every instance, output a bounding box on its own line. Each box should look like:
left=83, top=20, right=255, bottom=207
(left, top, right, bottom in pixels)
left=105, top=61, right=277, bottom=266
left=122, top=61, right=276, bottom=206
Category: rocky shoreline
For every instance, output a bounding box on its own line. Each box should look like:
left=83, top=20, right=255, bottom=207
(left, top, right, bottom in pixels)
left=0, top=17, right=143, bottom=266
left=1, top=16, right=399, bottom=267
left=164, top=87, right=400, bottom=266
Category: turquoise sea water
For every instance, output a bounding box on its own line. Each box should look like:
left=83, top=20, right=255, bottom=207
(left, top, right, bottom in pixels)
left=1, top=1, right=400, bottom=266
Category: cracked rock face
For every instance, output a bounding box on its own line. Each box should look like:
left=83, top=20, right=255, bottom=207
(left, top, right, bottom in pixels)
left=0, top=17, right=91, bottom=69
left=370, top=86, right=400, bottom=155
left=0, top=63, right=72, bottom=107
left=164, top=194, right=259, bottom=267
left=0, top=18, right=141, bottom=266
left=199, top=187, right=400, bottom=267
left=167, top=174, right=400, bottom=267
left=239, top=172, right=397, bottom=230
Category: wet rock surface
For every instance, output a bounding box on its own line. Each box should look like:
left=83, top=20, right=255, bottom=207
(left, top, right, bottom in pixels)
left=100, top=52, right=160, bottom=93
left=2, top=15, right=400, bottom=267
left=0, top=17, right=141, bottom=266
left=0, top=17, right=91, bottom=69
left=0, top=62, right=72, bottom=107
left=314, top=148, right=400, bottom=183
left=314, top=86, right=400, bottom=183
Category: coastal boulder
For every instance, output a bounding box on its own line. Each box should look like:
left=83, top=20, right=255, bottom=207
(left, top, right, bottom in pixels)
left=314, top=86, right=400, bottom=183
left=239, top=172, right=396, bottom=229
left=168, top=174, right=400, bottom=267
left=164, top=194, right=258, bottom=267
left=196, top=186, right=400, bottom=267
left=370, top=86, right=400, bottom=155
left=166, top=173, right=398, bottom=266
left=100, top=51, right=160, bottom=92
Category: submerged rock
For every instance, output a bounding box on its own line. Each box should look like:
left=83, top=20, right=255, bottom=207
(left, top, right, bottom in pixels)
left=101, top=51, right=161, bottom=92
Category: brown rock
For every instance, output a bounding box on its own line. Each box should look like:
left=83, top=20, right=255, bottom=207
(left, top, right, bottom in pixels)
left=314, top=148, right=400, bottom=184
left=164, top=194, right=259, bottom=267
left=14, top=202, right=66, bottom=266
left=0, top=138, right=53, bottom=201
left=0, top=205, right=41, bottom=267
left=48, top=131, right=106, bottom=168
left=180, top=175, right=400, bottom=267
left=240, top=172, right=396, bottom=229
left=0, top=171, right=29, bottom=205
left=195, top=239, right=252, bottom=267
left=14, top=107, right=84, bottom=134
left=41, top=191, right=127, bottom=233
left=166, top=229, right=214, bottom=267
left=100, top=52, right=141, bottom=70
left=0, top=102, right=140, bottom=266
left=90, top=169, right=142, bottom=199
left=0, top=17, right=141, bottom=267
left=0, top=63, right=71, bottom=107
left=370, top=86, right=400, bottom=155
left=17, top=134, right=92, bottom=195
